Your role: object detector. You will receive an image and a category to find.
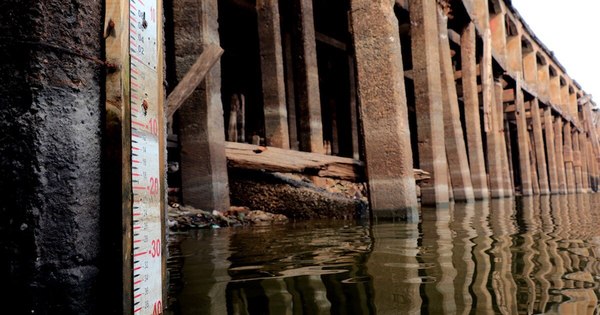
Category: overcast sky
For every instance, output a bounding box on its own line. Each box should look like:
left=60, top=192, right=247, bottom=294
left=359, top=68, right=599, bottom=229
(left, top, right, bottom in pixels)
left=511, top=0, right=600, bottom=105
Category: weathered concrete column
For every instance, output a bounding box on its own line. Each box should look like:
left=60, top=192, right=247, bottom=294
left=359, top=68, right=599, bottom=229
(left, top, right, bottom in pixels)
left=350, top=0, right=418, bottom=217
left=483, top=31, right=504, bottom=198
left=495, top=82, right=513, bottom=196
left=580, top=133, right=591, bottom=192
left=175, top=0, right=230, bottom=211
left=528, top=132, right=540, bottom=195
left=0, top=0, right=107, bottom=312
left=537, top=61, right=550, bottom=100
left=573, top=131, right=584, bottom=193
left=515, top=80, right=533, bottom=195
left=292, top=0, right=324, bottom=153
left=461, top=22, right=489, bottom=199
left=543, top=107, right=559, bottom=194
left=554, top=118, right=568, bottom=194
left=257, top=0, right=290, bottom=149
left=409, top=0, right=449, bottom=205
left=530, top=99, right=550, bottom=194
left=563, top=122, right=576, bottom=194
left=438, top=9, right=474, bottom=202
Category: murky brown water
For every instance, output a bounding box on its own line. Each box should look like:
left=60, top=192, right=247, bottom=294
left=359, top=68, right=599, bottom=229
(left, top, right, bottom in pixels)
left=168, top=195, right=600, bottom=314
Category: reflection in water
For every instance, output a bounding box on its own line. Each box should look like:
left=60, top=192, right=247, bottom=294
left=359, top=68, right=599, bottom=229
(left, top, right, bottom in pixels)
left=170, top=195, right=600, bottom=314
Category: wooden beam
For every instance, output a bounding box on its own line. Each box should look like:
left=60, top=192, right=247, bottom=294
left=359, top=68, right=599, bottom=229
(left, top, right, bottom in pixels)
left=225, top=142, right=431, bottom=182
left=315, top=31, right=347, bottom=51
left=166, top=45, right=223, bottom=119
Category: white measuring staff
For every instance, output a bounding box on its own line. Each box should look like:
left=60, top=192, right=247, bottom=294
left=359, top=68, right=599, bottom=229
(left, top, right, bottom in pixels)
left=129, top=0, right=162, bottom=313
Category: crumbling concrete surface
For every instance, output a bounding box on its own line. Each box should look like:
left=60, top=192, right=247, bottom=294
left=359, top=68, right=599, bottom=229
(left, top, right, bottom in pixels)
left=0, top=0, right=106, bottom=313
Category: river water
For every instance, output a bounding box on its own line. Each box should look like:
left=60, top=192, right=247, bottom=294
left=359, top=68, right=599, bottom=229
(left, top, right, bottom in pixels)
left=168, top=195, right=600, bottom=314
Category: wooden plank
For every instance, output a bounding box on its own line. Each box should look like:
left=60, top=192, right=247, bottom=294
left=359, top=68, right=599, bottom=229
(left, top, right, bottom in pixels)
left=104, top=0, right=132, bottom=312
left=165, top=45, right=223, bottom=119
left=225, top=142, right=430, bottom=182
left=315, top=31, right=347, bottom=51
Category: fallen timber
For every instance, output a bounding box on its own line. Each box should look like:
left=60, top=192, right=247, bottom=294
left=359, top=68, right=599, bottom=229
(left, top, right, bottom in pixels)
left=225, top=142, right=431, bottom=183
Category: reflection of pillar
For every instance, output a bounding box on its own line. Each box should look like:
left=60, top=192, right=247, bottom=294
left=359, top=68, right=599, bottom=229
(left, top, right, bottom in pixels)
left=519, top=197, right=537, bottom=314
left=471, top=201, right=494, bottom=314
left=421, top=207, right=456, bottom=313
left=178, top=230, right=232, bottom=314
left=296, top=275, right=331, bottom=314
left=489, top=198, right=518, bottom=314
left=534, top=197, right=552, bottom=311
left=547, top=195, right=566, bottom=290
left=451, top=203, right=476, bottom=315
left=367, top=223, right=422, bottom=314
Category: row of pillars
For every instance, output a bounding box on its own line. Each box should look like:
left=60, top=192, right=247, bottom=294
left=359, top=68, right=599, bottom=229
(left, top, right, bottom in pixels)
left=351, top=0, right=600, bottom=215
left=172, top=0, right=600, bottom=215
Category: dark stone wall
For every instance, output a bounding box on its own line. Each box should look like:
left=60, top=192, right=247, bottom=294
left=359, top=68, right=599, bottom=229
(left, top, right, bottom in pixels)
left=0, top=0, right=105, bottom=313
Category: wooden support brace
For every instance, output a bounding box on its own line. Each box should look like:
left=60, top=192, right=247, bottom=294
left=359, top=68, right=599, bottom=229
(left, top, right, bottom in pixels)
left=166, top=45, right=224, bottom=119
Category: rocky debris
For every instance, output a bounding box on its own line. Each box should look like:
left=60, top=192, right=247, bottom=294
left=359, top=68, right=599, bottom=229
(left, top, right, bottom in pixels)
left=167, top=204, right=288, bottom=230
left=229, top=169, right=369, bottom=220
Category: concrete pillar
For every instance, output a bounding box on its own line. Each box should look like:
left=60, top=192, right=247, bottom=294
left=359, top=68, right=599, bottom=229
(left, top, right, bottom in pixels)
left=537, top=61, right=550, bottom=100
left=549, top=74, right=561, bottom=107
left=409, top=0, right=449, bottom=205
left=563, top=122, right=576, bottom=194
left=580, top=133, right=591, bottom=192
left=0, top=0, right=107, bottom=312
left=483, top=31, right=504, bottom=198
left=350, top=0, right=418, bottom=217
left=495, top=82, right=513, bottom=196
left=257, top=0, right=290, bottom=149
left=292, top=0, right=324, bottom=153
left=175, top=0, right=230, bottom=211
left=573, top=131, right=584, bottom=193
left=522, top=50, right=537, bottom=86
left=543, top=107, right=559, bottom=194
left=528, top=132, right=540, bottom=195
left=554, top=118, right=568, bottom=194
left=438, top=9, right=474, bottom=202
left=461, top=21, right=489, bottom=200
left=569, top=90, right=578, bottom=122
left=515, top=80, right=533, bottom=195
left=530, top=99, right=550, bottom=194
